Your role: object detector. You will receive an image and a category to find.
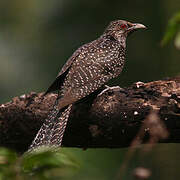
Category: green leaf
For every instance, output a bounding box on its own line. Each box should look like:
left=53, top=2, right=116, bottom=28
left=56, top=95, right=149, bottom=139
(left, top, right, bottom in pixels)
left=174, top=31, right=180, bottom=49
left=161, top=11, right=180, bottom=46
left=22, top=147, right=80, bottom=178
left=0, top=147, right=17, bottom=165
left=0, top=148, right=18, bottom=180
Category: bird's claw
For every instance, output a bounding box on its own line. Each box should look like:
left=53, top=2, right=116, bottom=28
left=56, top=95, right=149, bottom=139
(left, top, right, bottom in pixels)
left=98, top=85, right=124, bottom=97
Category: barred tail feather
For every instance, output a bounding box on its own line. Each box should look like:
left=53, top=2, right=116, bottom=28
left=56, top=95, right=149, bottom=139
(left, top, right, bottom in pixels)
left=28, top=92, right=72, bottom=152
left=28, top=101, right=59, bottom=152
left=50, top=104, right=72, bottom=146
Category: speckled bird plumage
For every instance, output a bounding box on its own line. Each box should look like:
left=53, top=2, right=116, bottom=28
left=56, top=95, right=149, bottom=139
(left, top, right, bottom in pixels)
left=28, top=20, right=146, bottom=152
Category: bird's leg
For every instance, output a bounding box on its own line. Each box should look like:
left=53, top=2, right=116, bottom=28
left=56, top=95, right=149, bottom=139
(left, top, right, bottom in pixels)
left=98, top=85, right=125, bottom=97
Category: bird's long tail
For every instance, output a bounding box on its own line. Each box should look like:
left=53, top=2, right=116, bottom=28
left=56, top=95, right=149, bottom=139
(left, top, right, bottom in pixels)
left=28, top=96, right=72, bottom=152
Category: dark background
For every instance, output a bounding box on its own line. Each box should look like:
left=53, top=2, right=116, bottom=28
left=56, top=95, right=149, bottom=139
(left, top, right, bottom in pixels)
left=0, top=0, right=180, bottom=179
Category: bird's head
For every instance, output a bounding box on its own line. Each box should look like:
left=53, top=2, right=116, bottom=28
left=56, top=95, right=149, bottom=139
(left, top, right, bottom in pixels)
left=104, top=20, right=146, bottom=47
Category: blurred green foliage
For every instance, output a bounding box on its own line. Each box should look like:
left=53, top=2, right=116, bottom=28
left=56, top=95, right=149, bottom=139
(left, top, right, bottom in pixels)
left=0, top=147, right=79, bottom=180
left=162, top=11, right=180, bottom=49
left=0, top=145, right=180, bottom=180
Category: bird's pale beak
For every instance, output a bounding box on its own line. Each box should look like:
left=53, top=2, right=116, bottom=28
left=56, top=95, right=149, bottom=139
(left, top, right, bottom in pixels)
left=132, top=23, right=147, bottom=29
left=127, top=23, right=147, bottom=33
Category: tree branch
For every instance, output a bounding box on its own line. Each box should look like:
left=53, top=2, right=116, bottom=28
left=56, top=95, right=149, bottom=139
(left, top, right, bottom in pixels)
left=1, top=76, right=180, bottom=153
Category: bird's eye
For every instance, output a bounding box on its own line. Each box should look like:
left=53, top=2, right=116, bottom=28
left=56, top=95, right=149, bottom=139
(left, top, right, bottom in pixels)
left=120, top=24, right=127, bottom=29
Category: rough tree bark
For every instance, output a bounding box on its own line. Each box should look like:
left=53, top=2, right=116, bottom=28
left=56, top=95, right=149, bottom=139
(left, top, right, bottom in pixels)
left=0, top=76, right=180, bottom=153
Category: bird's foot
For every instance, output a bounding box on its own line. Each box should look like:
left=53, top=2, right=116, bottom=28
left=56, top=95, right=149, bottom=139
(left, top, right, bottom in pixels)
left=133, top=81, right=145, bottom=88
left=98, top=85, right=124, bottom=97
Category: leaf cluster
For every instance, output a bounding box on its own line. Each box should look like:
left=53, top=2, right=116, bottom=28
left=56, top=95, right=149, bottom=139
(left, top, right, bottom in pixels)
left=0, top=147, right=79, bottom=180
left=162, top=11, right=180, bottom=49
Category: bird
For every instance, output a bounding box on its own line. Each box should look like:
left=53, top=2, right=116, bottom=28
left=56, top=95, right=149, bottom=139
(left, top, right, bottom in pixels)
left=28, top=20, right=146, bottom=152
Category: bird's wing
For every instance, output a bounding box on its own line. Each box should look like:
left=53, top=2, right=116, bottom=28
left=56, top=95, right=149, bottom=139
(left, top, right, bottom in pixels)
left=44, top=46, right=84, bottom=94
left=45, top=38, right=108, bottom=95
left=57, top=48, right=116, bottom=109
left=44, top=67, right=70, bottom=95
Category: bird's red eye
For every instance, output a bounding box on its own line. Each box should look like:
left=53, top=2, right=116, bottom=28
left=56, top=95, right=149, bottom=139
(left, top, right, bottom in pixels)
left=120, top=24, right=127, bottom=29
